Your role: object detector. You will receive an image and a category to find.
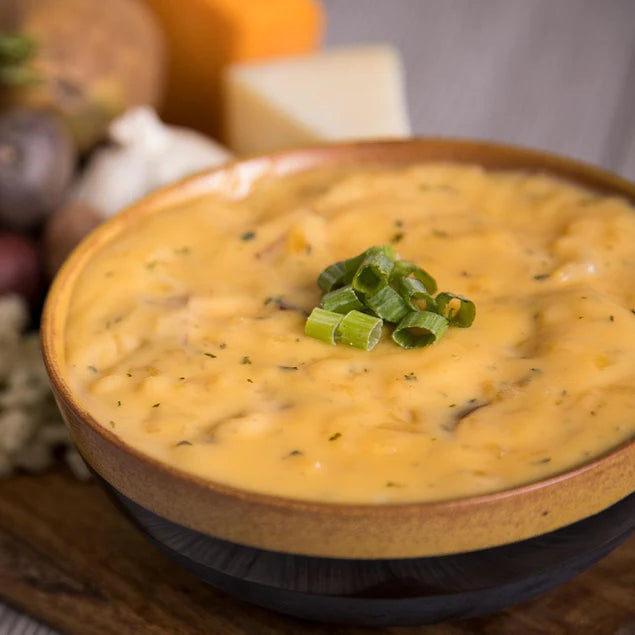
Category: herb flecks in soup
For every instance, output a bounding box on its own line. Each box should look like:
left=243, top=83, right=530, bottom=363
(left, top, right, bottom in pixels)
left=64, top=164, right=635, bottom=503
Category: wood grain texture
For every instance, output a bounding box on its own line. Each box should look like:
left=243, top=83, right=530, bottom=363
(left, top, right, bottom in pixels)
left=0, top=466, right=633, bottom=635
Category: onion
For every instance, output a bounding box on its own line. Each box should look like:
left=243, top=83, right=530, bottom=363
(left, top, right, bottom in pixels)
left=0, top=232, right=42, bottom=304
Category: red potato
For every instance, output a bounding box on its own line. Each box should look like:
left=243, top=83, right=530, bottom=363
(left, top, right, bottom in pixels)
left=0, top=232, right=42, bottom=303
left=43, top=201, right=103, bottom=276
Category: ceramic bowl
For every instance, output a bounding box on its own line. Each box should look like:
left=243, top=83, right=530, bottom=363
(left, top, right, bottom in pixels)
left=41, top=139, right=635, bottom=626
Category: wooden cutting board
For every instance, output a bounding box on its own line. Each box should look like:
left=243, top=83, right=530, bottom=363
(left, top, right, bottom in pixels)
left=0, top=465, right=633, bottom=635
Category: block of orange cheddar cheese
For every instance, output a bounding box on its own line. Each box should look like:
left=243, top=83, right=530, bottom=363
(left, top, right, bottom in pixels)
left=141, top=0, right=324, bottom=137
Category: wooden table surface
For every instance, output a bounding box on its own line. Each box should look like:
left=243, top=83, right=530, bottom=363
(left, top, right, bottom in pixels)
left=0, top=466, right=633, bottom=635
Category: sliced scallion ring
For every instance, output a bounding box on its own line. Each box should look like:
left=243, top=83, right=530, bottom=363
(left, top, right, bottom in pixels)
left=317, top=261, right=347, bottom=293
left=390, top=260, right=437, bottom=294
left=305, top=308, right=343, bottom=345
left=395, top=277, right=437, bottom=312
left=352, top=246, right=396, bottom=295
left=321, top=284, right=364, bottom=314
left=392, top=311, right=449, bottom=349
left=363, top=285, right=410, bottom=322
left=318, top=252, right=366, bottom=293
left=337, top=310, right=383, bottom=351
left=436, top=292, right=476, bottom=327
left=317, top=251, right=365, bottom=292
left=309, top=245, right=474, bottom=351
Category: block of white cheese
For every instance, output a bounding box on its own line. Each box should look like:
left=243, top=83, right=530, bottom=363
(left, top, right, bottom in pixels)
left=223, top=45, right=411, bottom=155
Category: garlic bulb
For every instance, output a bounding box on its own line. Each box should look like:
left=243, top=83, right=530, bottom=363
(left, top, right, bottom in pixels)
left=71, top=107, right=232, bottom=218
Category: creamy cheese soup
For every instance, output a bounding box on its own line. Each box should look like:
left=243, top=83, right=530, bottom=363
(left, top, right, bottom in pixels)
left=64, top=164, right=635, bottom=503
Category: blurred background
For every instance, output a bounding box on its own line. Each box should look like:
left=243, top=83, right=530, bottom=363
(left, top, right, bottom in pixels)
left=0, top=1, right=634, bottom=633
left=324, top=0, right=635, bottom=178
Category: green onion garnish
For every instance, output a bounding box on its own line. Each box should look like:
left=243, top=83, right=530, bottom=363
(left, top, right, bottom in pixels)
left=363, top=285, right=410, bottom=322
left=317, top=251, right=365, bottom=292
left=337, top=310, right=383, bottom=351
left=307, top=245, right=474, bottom=351
left=390, top=260, right=437, bottom=294
left=395, top=277, right=437, bottom=312
left=436, top=292, right=476, bottom=327
left=305, top=308, right=344, bottom=345
left=321, top=284, right=364, bottom=314
left=392, top=311, right=449, bottom=348
left=352, top=246, right=396, bottom=295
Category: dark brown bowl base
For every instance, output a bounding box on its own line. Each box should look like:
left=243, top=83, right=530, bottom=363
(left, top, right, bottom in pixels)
left=98, top=475, right=634, bottom=627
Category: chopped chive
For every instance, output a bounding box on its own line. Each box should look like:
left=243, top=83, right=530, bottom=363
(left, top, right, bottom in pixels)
left=392, top=311, right=449, bottom=349
left=329, top=432, right=342, bottom=441
left=390, top=260, right=437, bottom=294
left=109, top=421, right=116, bottom=428
left=317, top=261, right=350, bottom=293
left=176, top=440, right=192, bottom=446
left=117, top=400, right=121, bottom=407
left=337, top=310, right=383, bottom=351
left=403, top=372, right=417, bottom=381
left=310, top=245, right=475, bottom=351
left=395, top=277, right=437, bottom=312
left=288, top=450, right=303, bottom=457
left=279, top=365, right=299, bottom=371
left=240, top=231, right=256, bottom=241
left=321, top=284, right=364, bottom=314
left=378, top=244, right=397, bottom=259
left=533, top=273, right=550, bottom=281
left=391, top=232, right=404, bottom=243
left=317, top=246, right=396, bottom=293
left=126, top=372, right=132, bottom=377
left=152, top=403, right=160, bottom=408
left=317, top=251, right=366, bottom=292
left=363, top=285, right=410, bottom=322
left=436, top=292, right=476, bottom=327
left=305, top=307, right=343, bottom=345
left=240, top=356, right=251, bottom=365
left=87, top=365, right=98, bottom=373
left=352, top=247, right=395, bottom=295
left=247, top=378, right=253, bottom=383
left=204, top=352, right=217, bottom=358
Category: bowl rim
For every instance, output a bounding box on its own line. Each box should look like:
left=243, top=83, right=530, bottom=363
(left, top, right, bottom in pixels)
left=41, top=137, right=635, bottom=558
